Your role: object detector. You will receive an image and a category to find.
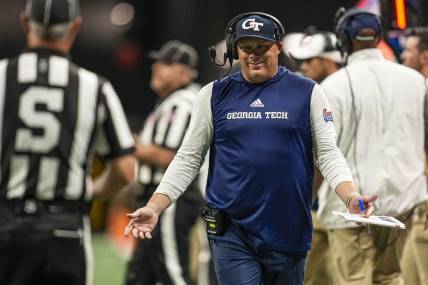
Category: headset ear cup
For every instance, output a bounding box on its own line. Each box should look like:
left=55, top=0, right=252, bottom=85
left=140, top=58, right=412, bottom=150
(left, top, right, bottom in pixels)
left=336, top=37, right=342, bottom=52
left=335, top=21, right=350, bottom=54
left=233, top=42, right=239, bottom=60
left=341, top=31, right=351, bottom=54
left=225, top=27, right=233, bottom=61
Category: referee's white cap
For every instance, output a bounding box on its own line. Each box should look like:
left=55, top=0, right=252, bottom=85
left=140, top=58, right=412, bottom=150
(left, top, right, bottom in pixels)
left=289, top=32, right=342, bottom=63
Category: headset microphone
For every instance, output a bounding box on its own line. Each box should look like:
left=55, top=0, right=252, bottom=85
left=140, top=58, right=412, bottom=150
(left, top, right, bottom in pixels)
left=208, top=45, right=225, bottom=66
left=333, top=7, right=346, bottom=29
left=208, top=45, right=233, bottom=79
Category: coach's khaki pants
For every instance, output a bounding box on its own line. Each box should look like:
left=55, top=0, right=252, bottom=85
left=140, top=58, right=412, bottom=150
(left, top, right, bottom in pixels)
left=304, top=211, right=333, bottom=285
left=328, top=211, right=412, bottom=285
left=401, top=201, right=428, bottom=285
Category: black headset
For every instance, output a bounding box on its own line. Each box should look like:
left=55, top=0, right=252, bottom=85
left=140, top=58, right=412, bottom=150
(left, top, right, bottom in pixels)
left=208, top=11, right=285, bottom=75
left=333, top=7, right=383, bottom=55
left=319, top=32, right=337, bottom=52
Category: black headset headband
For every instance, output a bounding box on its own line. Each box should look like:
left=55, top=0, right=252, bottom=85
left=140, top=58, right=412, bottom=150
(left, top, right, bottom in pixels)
left=334, top=7, right=382, bottom=56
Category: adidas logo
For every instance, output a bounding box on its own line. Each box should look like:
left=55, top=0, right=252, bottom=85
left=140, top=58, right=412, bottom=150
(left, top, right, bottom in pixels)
left=250, top=99, right=264, bottom=107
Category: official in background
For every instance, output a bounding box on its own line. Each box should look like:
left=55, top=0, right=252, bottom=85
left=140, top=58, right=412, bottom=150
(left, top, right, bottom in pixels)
left=289, top=30, right=342, bottom=285
left=0, top=0, right=136, bottom=285
left=289, top=30, right=342, bottom=82
left=400, top=26, right=428, bottom=285
left=318, top=9, right=428, bottom=285
left=401, top=27, right=428, bottom=79
left=125, top=12, right=377, bottom=285
left=124, top=40, right=203, bottom=285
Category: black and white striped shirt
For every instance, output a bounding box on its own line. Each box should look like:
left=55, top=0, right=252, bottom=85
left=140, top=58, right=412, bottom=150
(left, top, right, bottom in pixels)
left=0, top=48, right=134, bottom=202
left=137, top=84, right=198, bottom=186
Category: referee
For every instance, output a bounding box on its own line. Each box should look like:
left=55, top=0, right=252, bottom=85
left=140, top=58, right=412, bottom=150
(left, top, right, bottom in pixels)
left=0, top=1, right=135, bottom=285
left=125, top=40, right=203, bottom=285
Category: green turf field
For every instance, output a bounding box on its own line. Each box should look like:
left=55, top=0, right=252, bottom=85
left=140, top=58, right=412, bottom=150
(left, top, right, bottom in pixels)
left=92, top=234, right=127, bottom=285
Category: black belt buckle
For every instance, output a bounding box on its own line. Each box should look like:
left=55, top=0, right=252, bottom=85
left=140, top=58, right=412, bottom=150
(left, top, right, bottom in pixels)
left=200, top=205, right=227, bottom=235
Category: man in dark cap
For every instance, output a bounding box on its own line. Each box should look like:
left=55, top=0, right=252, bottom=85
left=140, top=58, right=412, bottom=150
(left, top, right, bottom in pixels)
left=0, top=0, right=136, bottom=284
left=318, top=8, right=428, bottom=284
left=125, top=12, right=377, bottom=285
left=124, top=40, right=203, bottom=285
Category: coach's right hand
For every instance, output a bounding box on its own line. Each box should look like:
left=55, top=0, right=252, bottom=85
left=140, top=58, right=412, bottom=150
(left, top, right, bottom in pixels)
left=125, top=193, right=171, bottom=239
left=125, top=206, right=159, bottom=239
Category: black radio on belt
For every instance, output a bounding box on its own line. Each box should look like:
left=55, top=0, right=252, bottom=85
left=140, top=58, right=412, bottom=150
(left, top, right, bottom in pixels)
left=200, top=205, right=228, bottom=235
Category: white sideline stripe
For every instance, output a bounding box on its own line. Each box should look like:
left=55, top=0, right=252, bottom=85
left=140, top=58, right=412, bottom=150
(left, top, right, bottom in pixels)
left=0, top=60, right=7, bottom=184
left=83, top=216, right=93, bottom=285
left=197, top=220, right=212, bottom=285
left=161, top=203, right=186, bottom=285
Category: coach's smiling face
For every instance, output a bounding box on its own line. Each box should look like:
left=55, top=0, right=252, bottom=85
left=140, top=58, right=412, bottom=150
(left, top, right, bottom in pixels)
left=237, top=37, right=282, bottom=84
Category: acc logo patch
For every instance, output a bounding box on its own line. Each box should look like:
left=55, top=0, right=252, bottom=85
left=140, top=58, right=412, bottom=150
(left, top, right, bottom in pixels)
left=323, top=109, right=333, bottom=122
left=242, top=18, right=264, bottom=31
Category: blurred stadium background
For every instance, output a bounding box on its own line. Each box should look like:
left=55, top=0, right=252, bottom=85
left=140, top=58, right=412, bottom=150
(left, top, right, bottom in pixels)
left=0, top=0, right=427, bottom=284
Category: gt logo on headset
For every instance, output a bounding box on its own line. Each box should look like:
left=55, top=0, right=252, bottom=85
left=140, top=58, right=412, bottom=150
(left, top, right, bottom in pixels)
left=242, top=18, right=264, bottom=31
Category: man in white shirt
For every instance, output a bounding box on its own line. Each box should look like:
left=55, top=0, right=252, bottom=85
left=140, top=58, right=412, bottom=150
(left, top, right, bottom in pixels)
left=318, top=9, right=428, bottom=285
left=289, top=30, right=342, bottom=285
left=400, top=26, right=428, bottom=285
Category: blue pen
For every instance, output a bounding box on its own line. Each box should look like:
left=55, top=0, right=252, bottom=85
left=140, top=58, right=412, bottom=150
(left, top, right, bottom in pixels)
left=358, top=197, right=365, bottom=212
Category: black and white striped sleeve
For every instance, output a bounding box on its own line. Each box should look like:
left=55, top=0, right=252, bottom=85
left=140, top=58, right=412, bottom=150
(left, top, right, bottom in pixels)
left=161, top=100, right=192, bottom=151
left=94, top=81, right=135, bottom=160
left=155, top=83, right=214, bottom=202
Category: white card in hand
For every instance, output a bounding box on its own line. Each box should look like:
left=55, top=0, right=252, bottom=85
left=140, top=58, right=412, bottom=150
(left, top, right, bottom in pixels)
left=332, top=211, right=406, bottom=229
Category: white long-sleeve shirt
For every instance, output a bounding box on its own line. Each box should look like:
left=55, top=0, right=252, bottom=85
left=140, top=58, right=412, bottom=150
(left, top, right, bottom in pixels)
left=155, top=77, right=353, bottom=203
left=318, top=49, right=428, bottom=229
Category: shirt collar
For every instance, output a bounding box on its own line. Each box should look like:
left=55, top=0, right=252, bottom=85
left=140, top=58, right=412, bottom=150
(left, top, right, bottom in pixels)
left=23, top=47, right=71, bottom=60
left=347, top=48, right=384, bottom=65
left=232, top=66, right=288, bottom=85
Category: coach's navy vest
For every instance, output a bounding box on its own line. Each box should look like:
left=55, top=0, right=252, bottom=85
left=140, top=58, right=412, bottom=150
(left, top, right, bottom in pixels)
left=206, top=67, right=316, bottom=251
